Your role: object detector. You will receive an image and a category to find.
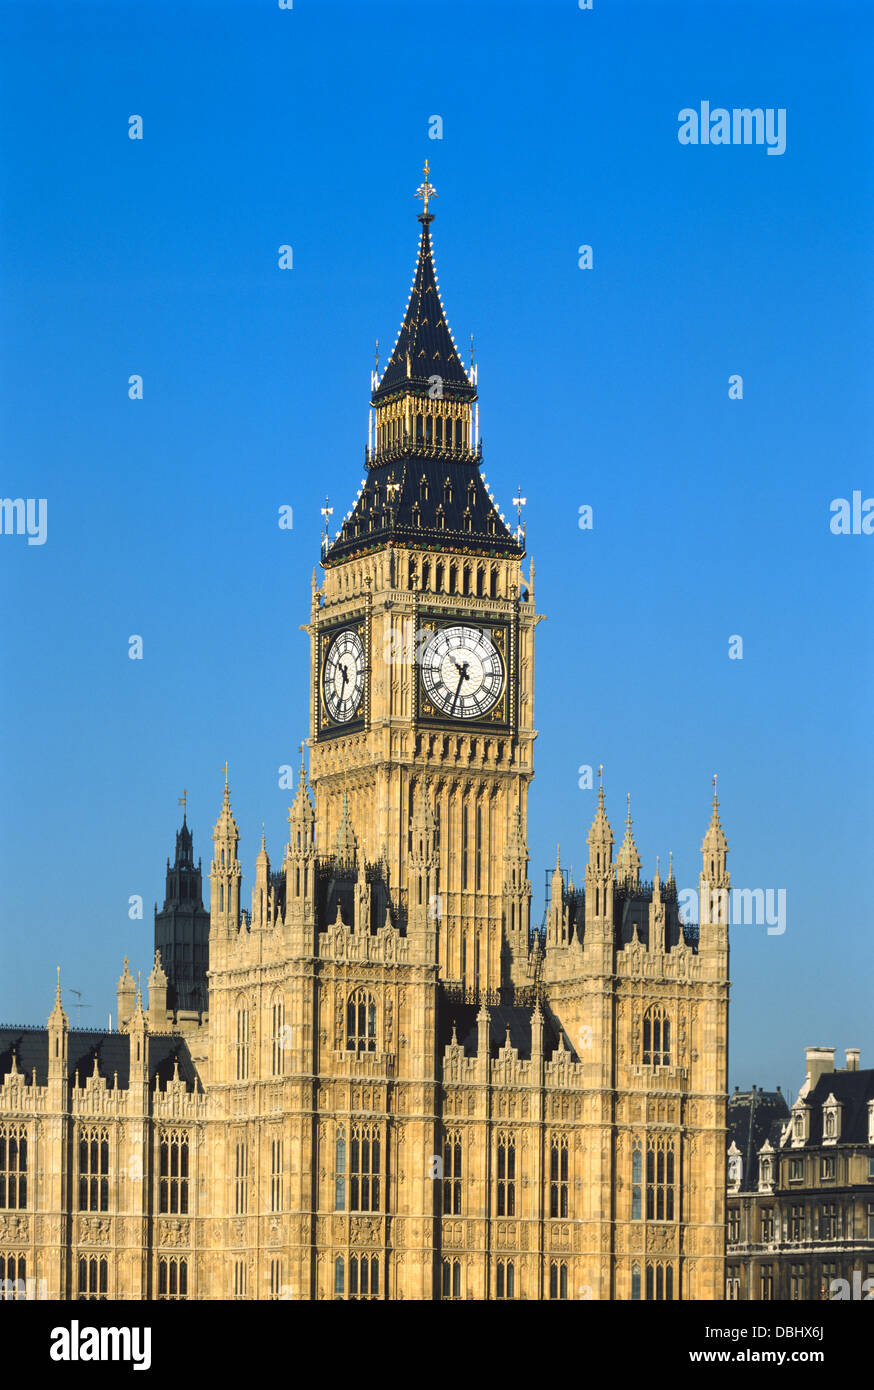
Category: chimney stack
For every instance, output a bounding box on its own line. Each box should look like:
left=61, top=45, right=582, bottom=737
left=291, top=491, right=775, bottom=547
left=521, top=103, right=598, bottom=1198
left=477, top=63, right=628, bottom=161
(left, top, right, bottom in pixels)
left=805, top=1046, right=835, bottom=1090
left=845, top=1048, right=860, bottom=1072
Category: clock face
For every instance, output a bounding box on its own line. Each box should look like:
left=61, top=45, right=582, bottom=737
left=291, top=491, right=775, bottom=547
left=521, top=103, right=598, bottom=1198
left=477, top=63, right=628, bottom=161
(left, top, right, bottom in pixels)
left=420, top=625, right=504, bottom=720
left=323, top=629, right=365, bottom=723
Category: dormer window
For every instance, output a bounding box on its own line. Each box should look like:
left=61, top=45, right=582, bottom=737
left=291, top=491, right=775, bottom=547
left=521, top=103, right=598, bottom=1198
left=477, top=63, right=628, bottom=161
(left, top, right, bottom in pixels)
left=412, top=502, right=422, bottom=529
left=791, top=1103, right=810, bottom=1146
left=443, top=478, right=452, bottom=504
left=463, top=509, right=472, bottom=533
left=758, top=1144, right=774, bottom=1192
left=436, top=504, right=446, bottom=531
left=419, top=475, right=429, bottom=501
left=467, top=481, right=476, bottom=507
left=822, top=1093, right=842, bottom=1145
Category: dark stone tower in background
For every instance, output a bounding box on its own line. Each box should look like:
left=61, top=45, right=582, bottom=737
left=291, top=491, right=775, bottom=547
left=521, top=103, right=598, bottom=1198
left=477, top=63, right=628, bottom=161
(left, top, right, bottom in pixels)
left=154, top=812, right=210, bottom=1017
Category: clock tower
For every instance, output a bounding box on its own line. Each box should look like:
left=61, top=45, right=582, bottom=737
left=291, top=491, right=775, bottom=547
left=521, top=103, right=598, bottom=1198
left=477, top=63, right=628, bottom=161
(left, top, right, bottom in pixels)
left=308, top=164, right=539, bottom=992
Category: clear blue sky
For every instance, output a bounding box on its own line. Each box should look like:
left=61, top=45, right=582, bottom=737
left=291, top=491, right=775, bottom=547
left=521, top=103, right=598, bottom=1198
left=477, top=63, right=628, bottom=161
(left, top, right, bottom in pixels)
left=0, top=0, right=871, bottom=1094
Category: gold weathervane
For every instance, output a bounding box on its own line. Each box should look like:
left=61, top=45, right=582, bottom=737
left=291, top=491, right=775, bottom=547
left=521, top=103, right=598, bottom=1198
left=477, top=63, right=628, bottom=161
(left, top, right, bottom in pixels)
left=415, top=160, right=437, bottom=217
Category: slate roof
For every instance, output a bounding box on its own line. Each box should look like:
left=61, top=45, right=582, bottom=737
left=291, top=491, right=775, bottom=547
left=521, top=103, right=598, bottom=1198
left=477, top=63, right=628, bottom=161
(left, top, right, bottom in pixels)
left=324, top=211, right=523, bottom=566
left=374, top=216, right=474, bottom=402
left=0, top=1028, right=201, bottom=1092
left=437, top=996, right=567, bottom=1061
left=804, top=1068, right=874, bottom=1146
left=728, top=1087, right=790, bottom=1188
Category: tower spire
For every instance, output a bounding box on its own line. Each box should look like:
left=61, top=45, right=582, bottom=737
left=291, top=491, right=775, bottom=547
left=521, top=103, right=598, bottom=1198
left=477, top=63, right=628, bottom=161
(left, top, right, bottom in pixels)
left=616, top=792, right=642, bottom=887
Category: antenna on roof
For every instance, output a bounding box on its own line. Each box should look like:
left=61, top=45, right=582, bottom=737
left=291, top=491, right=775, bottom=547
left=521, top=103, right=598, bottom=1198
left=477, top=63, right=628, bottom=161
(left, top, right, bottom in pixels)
left=68, top=989, right=91, bottom=1028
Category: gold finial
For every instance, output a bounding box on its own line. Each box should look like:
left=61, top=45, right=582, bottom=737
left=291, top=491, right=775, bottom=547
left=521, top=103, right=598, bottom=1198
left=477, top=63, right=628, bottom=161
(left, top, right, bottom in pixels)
left=415, top=159, right=437, bottom=218
left=221, top=760, right=229, bottom=791
left=178, top=788, right=187, bottom=815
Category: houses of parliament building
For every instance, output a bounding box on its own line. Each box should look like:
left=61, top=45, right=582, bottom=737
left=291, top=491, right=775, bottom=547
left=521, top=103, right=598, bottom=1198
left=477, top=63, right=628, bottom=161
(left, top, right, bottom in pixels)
left=0, top=168, right=730, bottom=1301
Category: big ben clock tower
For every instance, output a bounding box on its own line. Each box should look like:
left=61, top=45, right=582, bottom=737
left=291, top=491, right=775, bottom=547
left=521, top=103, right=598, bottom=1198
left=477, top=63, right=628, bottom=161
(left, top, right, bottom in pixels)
left=308, top=163, right=538, bottom=992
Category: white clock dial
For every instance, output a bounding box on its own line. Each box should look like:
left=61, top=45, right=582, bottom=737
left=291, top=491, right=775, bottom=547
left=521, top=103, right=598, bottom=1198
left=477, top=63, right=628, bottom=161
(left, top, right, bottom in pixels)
left=323, top=629, right=365, bottom=723
left=420, top=625, right=504, bottom=720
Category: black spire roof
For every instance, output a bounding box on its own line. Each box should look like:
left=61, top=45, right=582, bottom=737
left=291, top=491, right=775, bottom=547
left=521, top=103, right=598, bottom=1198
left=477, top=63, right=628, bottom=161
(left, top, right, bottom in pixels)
left=324, top=172, right=523, bottom=567
left=373, top=214, right=475, bottom=403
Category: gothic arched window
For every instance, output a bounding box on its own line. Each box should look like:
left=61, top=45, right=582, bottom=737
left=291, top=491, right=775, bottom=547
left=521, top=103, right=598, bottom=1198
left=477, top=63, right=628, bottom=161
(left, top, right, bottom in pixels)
left=549, top=1135, right=569, bottom=1218
left=646, top=1138, right=676, bottom=1222
left=235, top=1002, right=249, bottom=1080
left=346, top=989, right=377, bottom=1054
left=442, top=1132, right=462, bottom=1215
left=0, top=1125, right=27, bottom=1210
left=270, top=995, right=286, bottom=1076
left=78, top=1127, right=109, bottom=1212
left=158, top=1130, right=189, bottom=1215
left=642, top=1004, right=671, bottom=1066
left=632, top=1140, right=643, bottom=1220
left=350, top=1123, right=381, bottom=1212
left=496, top=1134, right=516, bottom=1216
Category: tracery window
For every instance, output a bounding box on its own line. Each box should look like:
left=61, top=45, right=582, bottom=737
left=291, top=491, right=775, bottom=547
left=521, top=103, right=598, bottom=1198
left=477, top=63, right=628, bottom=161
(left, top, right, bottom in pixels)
left=271, top=1138, right=283, bottom=1213
left=271, top=996, right=286, bottom=1076
left=157, top=1256, right=187, bottom=1299
left=631, top=1140, right=643, bottom=1220
left=645, top=1261, right=674, bottom=1300
left=349, top=1124, right=381, bottom=1212
left=549, top=1260, right=568, bottom=1299
left=235, top=1141, right=248, bottom=1215
left=78, top=1127, right=109, bottom=1212
left=346, top=989, right=377, bottom=1054
left=335, top=1127, right=346, bottom=1211
left=158, top=1130, right=189, bottom=1215
left=348, top=1254, right=379, bottom=1299
left=442, top=1132, right=462, bottom=1215
left=77, top=1256, right=107, bottom=1300
left=549, top=1136, right=569, bottom=1218
left=646, top=1137, right=675, bottom=1221
left=441, top=1257, right=461, bottom=1299
left=496, top=1259, right=515, bottom=1299
left=235, top=1004, right=249, bottom=1080
left=0, top=1253, right=26, bottom=1300
left=496, top=1134, right=516, bottom=1217
left=642, top=1004, right=671, bottom=1066
left=0, top=1126, right=27, bottom=1210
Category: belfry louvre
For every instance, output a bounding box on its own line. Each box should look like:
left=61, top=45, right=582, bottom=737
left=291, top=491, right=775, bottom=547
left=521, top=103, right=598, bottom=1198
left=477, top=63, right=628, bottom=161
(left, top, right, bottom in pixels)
left=0, top=169, right=729, bottom=1301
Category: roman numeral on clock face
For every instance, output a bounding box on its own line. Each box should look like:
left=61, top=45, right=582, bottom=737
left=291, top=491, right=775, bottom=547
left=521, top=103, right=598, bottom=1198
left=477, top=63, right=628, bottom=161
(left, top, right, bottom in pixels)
left=420, top=625, right=504, bottom=719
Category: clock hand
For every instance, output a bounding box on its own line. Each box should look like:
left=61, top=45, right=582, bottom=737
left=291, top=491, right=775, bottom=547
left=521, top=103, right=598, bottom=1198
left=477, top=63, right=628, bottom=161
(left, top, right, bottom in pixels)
left=449, top=662, right=469, bottom=714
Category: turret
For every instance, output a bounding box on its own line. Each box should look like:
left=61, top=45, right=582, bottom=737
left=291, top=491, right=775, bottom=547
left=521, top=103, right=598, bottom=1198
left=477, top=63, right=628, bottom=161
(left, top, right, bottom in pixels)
left=251, top=827, right=271, bottom=929
left=210, top=771, right=242, bottom=936
left=408, top=783, right=439, bottom=959
left=699, top=775, right=730, bottom=932
left=154, top=798, right=210, bottom=1016
left=615, top=793, right=641, bottom=887
left=116, top=956, right=136, bottom=1029
left=147, top=950, right=168, bottom=1024
left=285, top=751, right=317, bottom=939
left=649, top=857, right=666, bottom=953
left=47, top=967, right=68, bottom=1084
left=545, top=848, right=568, bottom=949
left=584, top=770, right=615, bottom=951
left=502, top=806, right=532, bottom=983
left=699, top=776, right=730, bottom=976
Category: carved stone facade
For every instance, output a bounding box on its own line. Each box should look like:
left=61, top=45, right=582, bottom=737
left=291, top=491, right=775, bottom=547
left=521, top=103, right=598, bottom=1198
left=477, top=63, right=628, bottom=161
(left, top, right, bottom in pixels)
left=0, top=174, right=728, bottom=1301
